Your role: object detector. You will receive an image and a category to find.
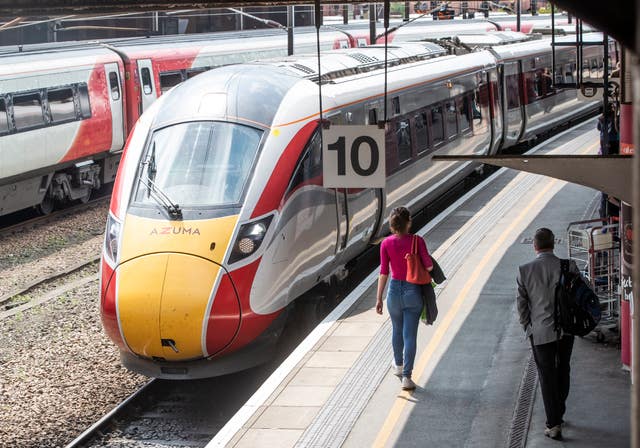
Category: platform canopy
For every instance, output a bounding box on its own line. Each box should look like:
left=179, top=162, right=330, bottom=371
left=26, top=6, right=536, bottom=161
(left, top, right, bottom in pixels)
left=0, top=0, right=636, bottom=53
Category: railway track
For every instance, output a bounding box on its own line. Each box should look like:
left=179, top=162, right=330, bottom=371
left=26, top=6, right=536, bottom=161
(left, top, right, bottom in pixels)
left=0, top=193, right=111, bottom=238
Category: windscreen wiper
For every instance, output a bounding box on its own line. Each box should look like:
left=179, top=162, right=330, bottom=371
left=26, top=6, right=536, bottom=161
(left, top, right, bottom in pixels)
left=139, top=176, right=182, bottom=219
left=141, top=146, right=182, bottom=219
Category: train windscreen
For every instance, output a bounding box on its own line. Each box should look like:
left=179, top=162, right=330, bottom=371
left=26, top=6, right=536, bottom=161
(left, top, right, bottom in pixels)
left=132, top=121, right=262, bottom=210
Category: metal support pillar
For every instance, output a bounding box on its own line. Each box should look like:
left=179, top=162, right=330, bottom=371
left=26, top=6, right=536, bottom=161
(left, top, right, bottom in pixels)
left=287, top=5, right=294, bottom=55
left=403, top=1, right=410, bottom=22
left=531, top=0, right=537, bottom=15
left=369, top=3, right=376, bottom=44
left=461, top=1, right=468, bottom=19
left=343, top=4, right=349, bottom=24
left=516, top=0, right=521, bottom=32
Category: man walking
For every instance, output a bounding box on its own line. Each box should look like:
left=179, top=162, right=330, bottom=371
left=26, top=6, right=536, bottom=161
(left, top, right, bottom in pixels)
left=516, top=228, right=578, bottom=440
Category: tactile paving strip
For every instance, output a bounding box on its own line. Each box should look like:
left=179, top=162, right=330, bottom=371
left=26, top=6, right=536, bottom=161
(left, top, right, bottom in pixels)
left=294, top=320, right=392, bottom=448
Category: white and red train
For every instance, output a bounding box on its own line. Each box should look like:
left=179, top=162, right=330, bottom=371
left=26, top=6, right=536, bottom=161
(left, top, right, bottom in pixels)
left=0, top=17, right=552, bottom=217
left=100, top=32, right=615, bottom=379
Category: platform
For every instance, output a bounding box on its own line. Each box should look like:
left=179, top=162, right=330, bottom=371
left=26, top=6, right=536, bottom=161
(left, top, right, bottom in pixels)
left=207, top=118, right=631, bottom=448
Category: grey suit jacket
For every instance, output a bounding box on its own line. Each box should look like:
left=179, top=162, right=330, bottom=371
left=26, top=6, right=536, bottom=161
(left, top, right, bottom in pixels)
left=516, top=251, right=579, bottom=345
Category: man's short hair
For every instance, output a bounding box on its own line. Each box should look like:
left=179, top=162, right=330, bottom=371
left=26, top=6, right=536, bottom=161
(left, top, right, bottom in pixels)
left=534, top=228, right=555, bottom=250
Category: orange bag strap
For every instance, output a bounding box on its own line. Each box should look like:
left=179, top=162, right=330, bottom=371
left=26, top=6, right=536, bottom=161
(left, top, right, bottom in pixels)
left=411, top=235, right=418, bottom=255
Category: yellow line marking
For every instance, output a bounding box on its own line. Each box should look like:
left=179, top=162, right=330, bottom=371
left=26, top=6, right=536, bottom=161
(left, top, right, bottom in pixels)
left=373, top=141, right=598, bottom=447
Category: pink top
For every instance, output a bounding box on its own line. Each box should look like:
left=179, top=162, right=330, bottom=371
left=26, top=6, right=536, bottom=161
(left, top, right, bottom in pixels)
left=380, top=234, right=433, bottom=281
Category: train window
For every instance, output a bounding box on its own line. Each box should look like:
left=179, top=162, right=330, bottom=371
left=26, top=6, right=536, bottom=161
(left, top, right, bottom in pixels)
left=140, top=67, right=153, bottom=95
left=392, top=97, right=400, bottom=115
left=457, top=97, right=471, bottom=133
left=160, top=72, right=184, bottom=94
left=357, top=38, right=367, bottom=47
left=368, top=109, right=378, bottom=125
left=536, top=69, right=553, bottom=96
left=187, top=68, right=207, bottom=79
left=48, top=88, right=76, bottom=123
left=0, top=99, right=8, bottom=134
left=590, top=59, right=599, bottom=78
left=13, top=92, right=44, bottom=130
left=415, top=112, right=429, bottom=154
left=506, top=74, right=520, bottom=110
left=582, top=61, right=590, bottom=79
left=396, top=119, right=412, bottom=164
left=284, top=131, right=322, bottom=200
left=108, top=72, right=120, bottom=101
left=431, top=105, right=445, bottom=145
left=565, top=63, right=575, bottom=84
left=135, top=121, right=263, bottom=208
left=77, top=84, right=92, bottom=119
left=445, top=102, right=457, bottom=139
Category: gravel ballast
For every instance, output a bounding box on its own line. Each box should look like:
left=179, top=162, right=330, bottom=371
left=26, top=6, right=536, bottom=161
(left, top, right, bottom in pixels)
left=0, top=278, right=147, bottom=448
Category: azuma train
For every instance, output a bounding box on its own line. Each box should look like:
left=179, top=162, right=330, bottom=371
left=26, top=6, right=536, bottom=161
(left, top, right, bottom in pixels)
left=100, top=33, right=616, bottom=378
left=0, top=19, right=508, bottom=217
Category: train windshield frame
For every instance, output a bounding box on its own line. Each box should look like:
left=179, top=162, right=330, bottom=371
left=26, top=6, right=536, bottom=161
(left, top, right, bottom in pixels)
left=131, top=120, right=263, bottom=215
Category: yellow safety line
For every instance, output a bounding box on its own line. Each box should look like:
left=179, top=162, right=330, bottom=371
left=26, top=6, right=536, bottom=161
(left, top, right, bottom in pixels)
left=372, top=142, right=598, bottom=447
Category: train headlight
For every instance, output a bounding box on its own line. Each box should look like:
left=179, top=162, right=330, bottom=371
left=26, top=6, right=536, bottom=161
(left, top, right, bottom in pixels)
left=104, top=215, right=122, bottom=265
left=229, top=215, right=273, bottom=264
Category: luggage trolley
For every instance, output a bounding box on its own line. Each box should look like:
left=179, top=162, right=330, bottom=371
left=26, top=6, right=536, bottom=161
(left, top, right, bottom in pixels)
left=567, top=218, right=621, bottom=342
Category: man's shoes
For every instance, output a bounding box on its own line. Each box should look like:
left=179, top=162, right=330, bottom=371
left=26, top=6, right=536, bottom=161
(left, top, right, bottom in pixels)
left=401, top=376, right=417, bottom=390
left=392, top=362, right=403, bottom=377
left=544, top=425, right=563, bottom=440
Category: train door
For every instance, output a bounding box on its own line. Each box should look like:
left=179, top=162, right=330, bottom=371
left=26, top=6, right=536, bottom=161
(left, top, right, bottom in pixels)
left=137, top=59, right=156, bottom=113
left=104, top=63, right=124, bottom=152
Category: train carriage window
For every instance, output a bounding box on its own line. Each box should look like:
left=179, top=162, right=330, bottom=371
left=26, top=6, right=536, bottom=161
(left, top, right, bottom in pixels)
left=284, top=131, right=322, bottom=199
left=565, top=63, right=575, bottom=84
left=187, top=67, right=207, bottom=79
left=457, top=97, right=471, bottom=133
left=590, top=59, right=599, bottom=78
left=140, top=67, right=153, bottom=95
left=0, top=99, right=8, bottom=134
left=13, top=92, right=44, bottom=130
left=160, top=72, right=184, bottom=94
left=368, top=108, right=378, bottom=125
left=47, top=88, right=76, bottom=123
left=77, top=84, right=92, bottom=119
left=108, top=72, right=120, bottom=101
left=396, top=119, right=412, bottom=164
left=392, top=97, right=400, bottom=115
left=555, top=65, right=564, bottom=85
left=415, top=112, right=429, bottom=154
left=582, top=61, right=591, bottom=79
left=445, top=102, right=457, bottom=139
left=506, top=74, right=520, bottom=110
left=431, top=105, right=445, bottom=145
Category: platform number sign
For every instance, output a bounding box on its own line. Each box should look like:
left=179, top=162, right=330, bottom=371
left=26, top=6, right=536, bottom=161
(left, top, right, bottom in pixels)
left=322, top=125, right=386, bottom=188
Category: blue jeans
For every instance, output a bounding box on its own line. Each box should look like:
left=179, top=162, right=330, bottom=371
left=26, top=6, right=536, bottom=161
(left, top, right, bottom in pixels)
left=387, top=279, right=423, bottom=378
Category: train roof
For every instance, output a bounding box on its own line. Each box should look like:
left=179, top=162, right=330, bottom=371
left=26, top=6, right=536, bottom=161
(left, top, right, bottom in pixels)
left=491, top=32, right=607, bottom=60
left=263, top=42, right=447, bottom=84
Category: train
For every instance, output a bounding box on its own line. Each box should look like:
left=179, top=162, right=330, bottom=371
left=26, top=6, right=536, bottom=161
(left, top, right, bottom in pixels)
left=0, top=15, right=577, bottom=217
left=99, top=31, right=616, bottom=379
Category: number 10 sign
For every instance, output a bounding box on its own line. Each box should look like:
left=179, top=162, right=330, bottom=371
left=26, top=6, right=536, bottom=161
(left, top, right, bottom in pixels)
left=322, top=125, right=386, bottom=188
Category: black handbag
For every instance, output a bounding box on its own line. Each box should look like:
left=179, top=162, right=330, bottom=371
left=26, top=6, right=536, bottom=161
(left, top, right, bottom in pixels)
left=421, top=283, right=438, bottom=325
left=430, top=256, right=446, bottom=284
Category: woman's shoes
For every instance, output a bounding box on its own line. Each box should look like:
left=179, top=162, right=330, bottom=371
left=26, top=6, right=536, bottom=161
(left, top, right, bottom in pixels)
left=401, top=376, right=417, bottom=390
left=392, top=362, right=403, bottom=377
left=544, top=425, right=562, bottom=440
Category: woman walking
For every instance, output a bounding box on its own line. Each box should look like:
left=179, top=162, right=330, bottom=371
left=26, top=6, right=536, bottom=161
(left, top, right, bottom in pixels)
left=376, top=207, right=433, bottom=390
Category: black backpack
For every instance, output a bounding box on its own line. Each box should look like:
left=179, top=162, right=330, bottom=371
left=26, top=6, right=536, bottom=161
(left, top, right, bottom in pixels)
left=554, top=260, right=601, bottom=337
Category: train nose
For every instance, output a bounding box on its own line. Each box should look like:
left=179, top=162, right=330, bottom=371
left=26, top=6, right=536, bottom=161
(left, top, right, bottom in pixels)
left=115, top=252, right=240, bottom=361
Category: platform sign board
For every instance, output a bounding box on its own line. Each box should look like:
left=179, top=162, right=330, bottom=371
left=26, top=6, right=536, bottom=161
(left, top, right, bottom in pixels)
left=322, top=125, right=386, bottom=188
